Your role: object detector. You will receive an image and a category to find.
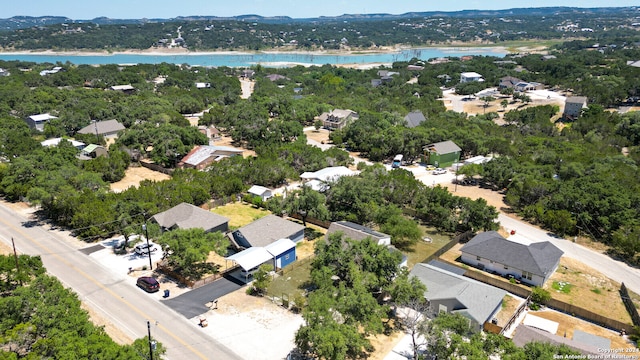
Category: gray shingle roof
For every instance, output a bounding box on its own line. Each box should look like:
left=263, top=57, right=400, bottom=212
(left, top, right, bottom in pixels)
left=232, top=215, right=304, bottom=248
left=460, top=231, right=563, bottom=277
left=151, top=203, right=229, bottom=232
left=425, top=140, right=461, bottom=155
left=512, top=325, right=600, bottom=355
left=404, top=110, right=426, bottom=128
left=326, top=221, right=390, bottom=242
left=77, top=119, right=125, bottom=135
left=410, top=263, right=506, bottom=326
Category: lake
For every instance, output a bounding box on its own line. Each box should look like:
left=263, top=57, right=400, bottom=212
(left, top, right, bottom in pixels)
left=0, top=47, right=507, bottom=67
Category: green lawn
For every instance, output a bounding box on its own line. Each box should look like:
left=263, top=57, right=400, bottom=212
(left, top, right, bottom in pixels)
left=210, top=202, right=271, bottom=228
left=267, top=258, right=313, bottom=299
left=405, top=227, right=454, bottom=269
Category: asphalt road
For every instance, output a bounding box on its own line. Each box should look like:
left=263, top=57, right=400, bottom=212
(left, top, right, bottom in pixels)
left=498, top=213, right=640, bottom=294
left=0, top=202, right=241, bottom=360
left=163, top=274, right=245, bottom=318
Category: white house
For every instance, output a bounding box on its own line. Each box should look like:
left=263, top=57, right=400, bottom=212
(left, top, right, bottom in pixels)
left=459, top=231, right=563, bottom=287
left=460, top=72, right=484, bottom=83
left=300, top=166, right=357, bottom=191
left=247, top=185, right=273, bottom=201
left=26, top=113, right=58, bottom=132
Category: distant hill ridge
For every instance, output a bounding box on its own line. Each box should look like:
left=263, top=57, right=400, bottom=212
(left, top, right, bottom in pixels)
left=0, top=6, right=636, bottom=30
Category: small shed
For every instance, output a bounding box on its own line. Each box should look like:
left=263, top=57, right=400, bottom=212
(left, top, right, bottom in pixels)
left=265, top=238, right=296, bottom=269
left=247, top=185, right=273, bottom=201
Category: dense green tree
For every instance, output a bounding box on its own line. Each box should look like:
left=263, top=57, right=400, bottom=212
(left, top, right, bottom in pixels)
left=155, top=228, right=229, bottom=277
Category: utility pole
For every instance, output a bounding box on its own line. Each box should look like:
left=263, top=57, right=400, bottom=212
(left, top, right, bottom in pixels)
left=147, top=321, right=154, bottom=360
left=142, top=223, right=153, bottom=270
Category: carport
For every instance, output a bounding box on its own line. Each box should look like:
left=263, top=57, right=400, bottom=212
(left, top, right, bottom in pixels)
left=226, top=247, right=273, bottom=279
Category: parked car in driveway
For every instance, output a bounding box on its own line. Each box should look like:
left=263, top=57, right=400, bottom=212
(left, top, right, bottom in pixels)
left=134, top=242, right=157, bottom=255
left=136, top=276, right=160, bottom=292
left=433, top=168, right=447, bottom=175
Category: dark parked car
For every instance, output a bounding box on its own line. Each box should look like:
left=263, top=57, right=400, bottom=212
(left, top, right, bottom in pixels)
left=137, top=276, right=160, bottom=293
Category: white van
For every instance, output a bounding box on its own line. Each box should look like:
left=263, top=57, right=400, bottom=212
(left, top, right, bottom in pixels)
left=392, top=154, right=403, bottom=168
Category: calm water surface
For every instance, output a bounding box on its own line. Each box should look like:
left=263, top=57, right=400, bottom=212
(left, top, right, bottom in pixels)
left=0, top=47, right=507, bottom=67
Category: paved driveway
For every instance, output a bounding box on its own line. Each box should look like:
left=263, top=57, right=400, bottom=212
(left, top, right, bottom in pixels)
left=163, top=273, right=246, bottom=318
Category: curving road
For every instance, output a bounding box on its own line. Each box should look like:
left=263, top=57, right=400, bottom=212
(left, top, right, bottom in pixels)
left=498, top=213, right=640, bottom=295
left=0, top=202, right=241, bottom=360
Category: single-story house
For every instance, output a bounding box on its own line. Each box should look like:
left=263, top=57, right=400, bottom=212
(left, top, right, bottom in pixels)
left=499, top=76, right=522, bottom=89
left=0, top=68, right=10, bottom=76
left=541, top=55, right=557, bottom=61
left=151, top=202, right=229, bottom=233
left=177, top=145, right=244, bottom=170
left=41, top=138, right=86, bottom=149
left=195, top=82, right=211, bottom=89
left=109, top=84, right=136, bottom=94
left=410, top=263, right=506, bottom=331
left=459, top=231, right=563, bottom=286
left=404, top=110, right=427, bottom=128
left=300, top=166, right=357, bottom=191
left=79, top=144, right=108, bottom=159
left=326, top=221, right=391, bottom=246
left=26, top=113, right=58, bottom=132
left=247, top=185, right=273, bottom=202
left=229, top=214, right=305, bottom=250
left=563, top=96, right=588, bottom=120
left=423, top=140, right=462, bottom=168
left=315, top=109, right=359, bottom=131
left=460, top=72, right=484, bottom=83
left=77, top=120, right=126, bottom=139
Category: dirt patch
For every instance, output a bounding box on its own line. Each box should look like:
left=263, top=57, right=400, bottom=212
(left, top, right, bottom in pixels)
left=546, top=257, right=631, bottom=324
left=442, top=183, right=508, bottom=211
left=81, top=302, right=133, bottom=345
left=0, top=239, right=13, bottom=255
left=239, top=79, right=255, bottom=99
left=304, top=128, right=331, bottom=144
left=369, top=329, right=407, bottom=360
left=110, top=166, right=171, bottom=193
left=495, top=295, right=524, bottom=327
left=530, top=310, right=635, bottom=350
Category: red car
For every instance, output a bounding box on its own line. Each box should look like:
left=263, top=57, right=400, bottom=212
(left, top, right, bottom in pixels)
left=136, top=276, right=160, bottom=293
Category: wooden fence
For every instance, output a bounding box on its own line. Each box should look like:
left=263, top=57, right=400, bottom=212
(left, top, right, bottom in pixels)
left=620, top=282, right=640, bottom=327
left=139, top=160, right=174, bottom=175
left=288, top=213, right=331, bottom=229
left=461, top=267, right=634, bottom=333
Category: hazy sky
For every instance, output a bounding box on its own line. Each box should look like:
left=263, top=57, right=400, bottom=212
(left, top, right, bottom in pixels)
left=3, top=0, right=638, bottom=19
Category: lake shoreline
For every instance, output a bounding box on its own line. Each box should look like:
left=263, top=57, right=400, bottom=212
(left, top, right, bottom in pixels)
left=0, top=44, right=515, bottom=57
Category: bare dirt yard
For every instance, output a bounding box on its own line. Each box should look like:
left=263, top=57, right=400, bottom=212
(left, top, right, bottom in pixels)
left=305, top=128, right=331, bottom=144
left=545, top=257, right=631, bottom=324
left=110, top=166, right=171, bottom=193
